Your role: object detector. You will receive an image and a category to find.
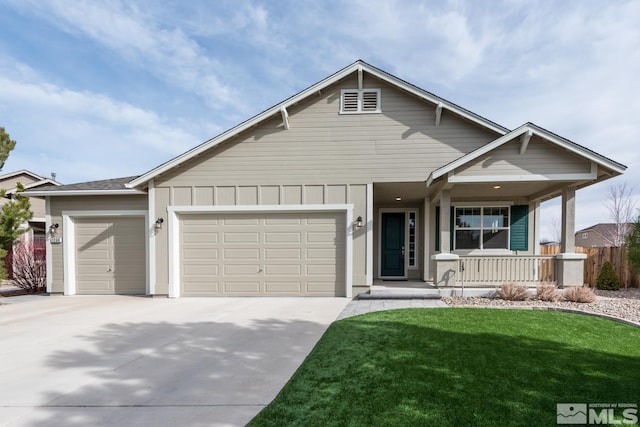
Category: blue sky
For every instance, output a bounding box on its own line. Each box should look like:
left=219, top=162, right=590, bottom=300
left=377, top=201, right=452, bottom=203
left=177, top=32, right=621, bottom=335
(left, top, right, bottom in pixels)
left=0, top=0, right=638, bottom=240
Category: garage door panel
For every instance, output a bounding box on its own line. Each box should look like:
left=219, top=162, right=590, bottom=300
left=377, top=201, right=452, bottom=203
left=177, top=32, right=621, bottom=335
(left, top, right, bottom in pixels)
left=183, top=265, right=219, bottom=276
left=264, top=248, right=301, bottom=259
left=307, top=232, right=337, bottom=243
left=223, top=264, right=259, bottom=275
left=224, top=232, right=260, bottom=243
left=265, top=264, right=301, bottom=276
left=265, top=282, right=302, bottom=293
left=183, top=232, right=218, bottom=244
left=264, top=232, right=301, bottom=243
left=181, top=212, right=345, bottom=296
left=223, top=281, right=260, bottom=293
left=265, top=217, right=301, bottom=225
left=183, top=249, right=218, bottom=260
left=223, top=248, right=260, bottom=260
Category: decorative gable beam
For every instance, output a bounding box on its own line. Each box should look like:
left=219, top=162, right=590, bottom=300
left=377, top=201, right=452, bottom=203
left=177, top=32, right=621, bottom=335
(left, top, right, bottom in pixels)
left=280, top=106, right=290, bottom=130
left=358, top=65, right=363, bottom=90
left=435, top=102, right=443, bottom=127
left=520, top=130, right=532, bottom=155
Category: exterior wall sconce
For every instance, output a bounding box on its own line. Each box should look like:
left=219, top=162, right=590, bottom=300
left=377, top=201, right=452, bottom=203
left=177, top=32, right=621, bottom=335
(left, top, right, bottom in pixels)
left=356, top=216, right=363, bottom=228
left=49, top=223, right=59, bottom=234
left=155, top=217, right=164, bottom=229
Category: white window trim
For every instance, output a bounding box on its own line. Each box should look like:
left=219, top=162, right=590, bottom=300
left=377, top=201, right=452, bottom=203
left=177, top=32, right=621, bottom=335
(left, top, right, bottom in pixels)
left=339, top=89, right=381, bottom=114
left=62, top=210, right=149, bottom=296
left=166, top=204, right=353, bottom=299
left=453, top=205, right=511, bottom=252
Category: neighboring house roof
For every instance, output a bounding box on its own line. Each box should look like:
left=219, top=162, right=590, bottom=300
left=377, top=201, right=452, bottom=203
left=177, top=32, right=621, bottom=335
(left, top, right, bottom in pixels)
left=575, top=223, right=634, bottom=235
left=426, top=122, right=627, bottom=189
left=0, top=169, right=47, bottom=182
left=25, top=176, right=144, bottom=196
left=126, top=60, right=511, bottom=189
left=5, top=178, right=61, bottom=195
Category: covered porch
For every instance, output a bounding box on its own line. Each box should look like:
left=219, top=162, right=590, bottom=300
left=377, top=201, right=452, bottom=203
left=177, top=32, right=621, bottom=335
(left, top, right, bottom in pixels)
left=370, top=124, right=625, bottom=289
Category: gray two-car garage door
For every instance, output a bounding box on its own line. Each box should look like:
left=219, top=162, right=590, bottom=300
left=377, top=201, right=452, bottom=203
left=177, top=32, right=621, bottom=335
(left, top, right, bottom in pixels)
left=180, top=212, right=345, bottom=296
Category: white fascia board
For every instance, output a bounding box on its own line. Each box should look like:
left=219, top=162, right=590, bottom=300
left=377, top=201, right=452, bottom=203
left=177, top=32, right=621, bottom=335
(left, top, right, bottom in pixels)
left=447, top=171, right=598, bottom=184
left=24, top=189, right=146, bottom=197
left=128, top=61, right=510, bottom=189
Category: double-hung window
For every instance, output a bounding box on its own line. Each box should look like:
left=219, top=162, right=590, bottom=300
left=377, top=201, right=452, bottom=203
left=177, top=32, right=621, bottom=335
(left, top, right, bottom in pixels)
left=455, top=207, right=509, bottom=250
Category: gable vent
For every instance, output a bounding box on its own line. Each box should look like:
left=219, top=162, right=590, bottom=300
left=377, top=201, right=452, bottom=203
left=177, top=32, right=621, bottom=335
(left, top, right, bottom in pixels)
left=342, top=91, right=359, bottom=112
left=362, top=90, right=379, bottom=111
left=340, top=89, right=381, bottom=114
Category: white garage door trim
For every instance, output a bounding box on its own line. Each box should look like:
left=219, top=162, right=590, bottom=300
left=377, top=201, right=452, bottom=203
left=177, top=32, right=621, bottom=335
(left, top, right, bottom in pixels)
left=62, top=210, right=149, bottom=295
left=167, top=204, right=354, bottom=298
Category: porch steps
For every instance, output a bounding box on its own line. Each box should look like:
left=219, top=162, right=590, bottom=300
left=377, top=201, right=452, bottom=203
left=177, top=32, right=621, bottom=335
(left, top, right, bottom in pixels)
left=358, top=286, right=442, bottom=300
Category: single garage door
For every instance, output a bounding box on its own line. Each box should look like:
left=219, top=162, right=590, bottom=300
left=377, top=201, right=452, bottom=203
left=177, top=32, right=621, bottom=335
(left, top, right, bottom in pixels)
left=180, top=212, right=345, bottom=296
left=75, top=217, right=146, bottom=294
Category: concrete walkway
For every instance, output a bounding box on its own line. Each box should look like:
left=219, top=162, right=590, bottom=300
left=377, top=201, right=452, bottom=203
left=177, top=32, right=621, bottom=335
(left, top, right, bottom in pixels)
left=0, top=295, right=348, bottom=427
left=337, top=298, right=449, bottom=320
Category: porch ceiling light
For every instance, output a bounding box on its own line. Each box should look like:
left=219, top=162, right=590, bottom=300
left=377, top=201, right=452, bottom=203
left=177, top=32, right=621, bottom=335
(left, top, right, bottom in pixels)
left=395, top=197, right=402, bottom=201
left=493, top=185, right=501, bottom=189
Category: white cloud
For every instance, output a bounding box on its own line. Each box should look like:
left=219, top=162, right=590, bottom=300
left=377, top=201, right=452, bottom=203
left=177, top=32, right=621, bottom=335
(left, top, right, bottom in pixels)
left=10, top=0, right=236, bottom=112
left=0, top=56, right=202, bottom=183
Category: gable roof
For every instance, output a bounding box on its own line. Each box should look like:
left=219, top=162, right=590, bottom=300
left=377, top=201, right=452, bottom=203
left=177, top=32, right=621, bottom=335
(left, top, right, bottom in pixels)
left=5, top=178, right=61, bottom=195
left=426, top=122, right=627, bottom=187
left=0, top=169, right=47, bottom=183
left=24, top=176, right=144, bottom=196
left=127, top=60, right=510, bottom=189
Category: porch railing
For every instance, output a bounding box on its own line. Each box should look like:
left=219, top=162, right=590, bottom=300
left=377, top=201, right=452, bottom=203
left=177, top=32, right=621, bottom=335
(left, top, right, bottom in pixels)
left=457, top=255, right=556, bottom=285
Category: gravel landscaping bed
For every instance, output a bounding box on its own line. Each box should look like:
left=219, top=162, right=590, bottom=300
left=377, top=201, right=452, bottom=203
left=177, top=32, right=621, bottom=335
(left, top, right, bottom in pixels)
left=443, top=288, right=640, bottom=325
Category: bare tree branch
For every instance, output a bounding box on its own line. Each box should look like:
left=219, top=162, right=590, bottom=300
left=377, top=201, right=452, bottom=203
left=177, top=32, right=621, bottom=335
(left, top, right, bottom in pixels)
left=605, top=182, right=636, bottom=247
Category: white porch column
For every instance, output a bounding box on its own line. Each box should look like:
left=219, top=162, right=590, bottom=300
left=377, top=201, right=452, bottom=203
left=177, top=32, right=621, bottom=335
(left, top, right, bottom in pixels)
left=422, top=196, right=430, bottom=281
left=560, top=187, right=576, bottom=253
left=557, top=186, right=586, bottom=286
left=439, top=189, right=451, bottom=253
left=431, top=189, right=458, bottom=287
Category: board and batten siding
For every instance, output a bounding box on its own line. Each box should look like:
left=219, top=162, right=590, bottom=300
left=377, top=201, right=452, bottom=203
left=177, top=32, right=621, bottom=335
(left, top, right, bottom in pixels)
left=455, top=136, right=592, bottom=177
left=153, top=75, right=499, bottom=188
left=48, top=195, right=148, bottom=293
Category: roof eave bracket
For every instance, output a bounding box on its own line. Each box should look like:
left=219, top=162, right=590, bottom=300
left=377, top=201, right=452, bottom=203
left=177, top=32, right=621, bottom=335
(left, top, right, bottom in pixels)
left=435, top=102, right=443, bottom=127
left=280, top=107, right=290, bottom=130
left=520, top=130, right=533, bottom=155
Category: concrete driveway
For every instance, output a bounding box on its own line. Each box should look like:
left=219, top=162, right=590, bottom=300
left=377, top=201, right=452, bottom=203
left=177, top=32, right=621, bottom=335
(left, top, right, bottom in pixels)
left=0, top=295, right=348, bottom=427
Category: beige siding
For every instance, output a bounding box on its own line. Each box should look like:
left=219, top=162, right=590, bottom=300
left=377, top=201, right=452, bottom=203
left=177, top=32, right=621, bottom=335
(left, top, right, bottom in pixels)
left=49, top=195, right=148, bottom=293
left=456, top=136, right=592, bottom=177
left=154, top=76, right=498, bottom=188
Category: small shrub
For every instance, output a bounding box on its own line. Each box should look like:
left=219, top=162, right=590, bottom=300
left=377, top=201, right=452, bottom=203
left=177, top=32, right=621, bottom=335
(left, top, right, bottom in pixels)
left=11, top=241, right=46, bottom=293
left=536, top=283, right=561, bottom=302
left=496, top=282, right=529, bottom=301
left=596, top=261, right=620, bottom=291
left=564, top=286, right=596, bottom=303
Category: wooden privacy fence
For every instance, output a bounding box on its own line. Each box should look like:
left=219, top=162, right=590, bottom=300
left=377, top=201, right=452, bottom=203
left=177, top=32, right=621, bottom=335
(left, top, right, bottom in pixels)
left=540, top=245, right=639, bottom=288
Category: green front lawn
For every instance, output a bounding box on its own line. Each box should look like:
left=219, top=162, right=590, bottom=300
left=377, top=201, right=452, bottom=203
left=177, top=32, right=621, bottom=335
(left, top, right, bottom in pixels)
left=249, top=309, right=640, bottom=426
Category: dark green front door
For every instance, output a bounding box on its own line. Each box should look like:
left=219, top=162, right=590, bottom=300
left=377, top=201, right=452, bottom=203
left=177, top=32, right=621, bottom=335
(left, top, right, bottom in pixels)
left=381, top=212, right=405, bottom=277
